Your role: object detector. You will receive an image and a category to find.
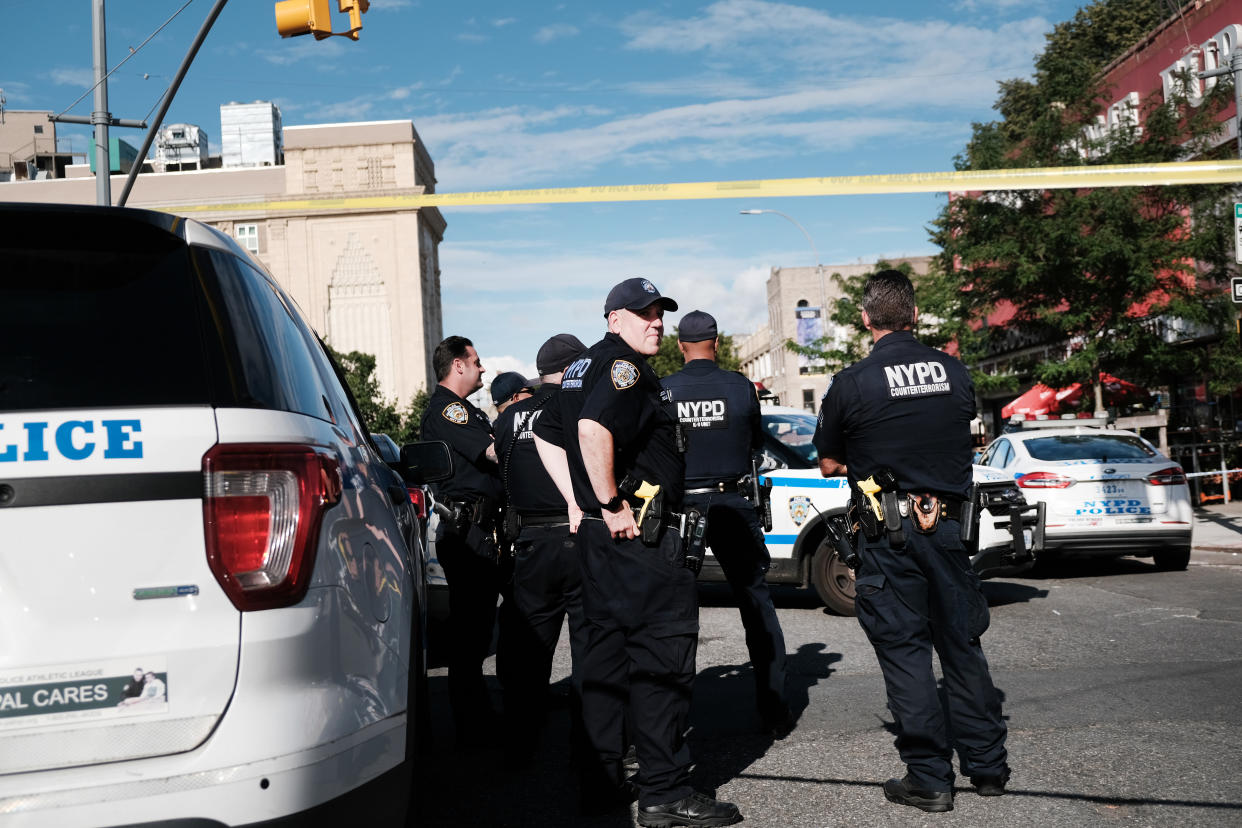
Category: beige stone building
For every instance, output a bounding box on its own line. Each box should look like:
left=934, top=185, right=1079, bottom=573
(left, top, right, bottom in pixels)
left=0, top=111, right=444, bottom=405
left=0, top=110, right=73, bottom=181
left=737, top=257, right=932, bottom=412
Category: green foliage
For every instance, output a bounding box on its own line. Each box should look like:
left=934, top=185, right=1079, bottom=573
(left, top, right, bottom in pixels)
left=649, top=329, right=741, bottom=378
left=931, top=0, right=1242, bottom=399
left=326, top=345, right=428, bottom=444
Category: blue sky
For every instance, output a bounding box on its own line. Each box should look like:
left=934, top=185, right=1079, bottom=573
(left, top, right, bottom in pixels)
left=2, top=0, right=1088, bottom=392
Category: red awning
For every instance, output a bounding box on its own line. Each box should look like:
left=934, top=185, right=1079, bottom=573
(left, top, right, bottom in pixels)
left=1001, top=372, right=1148, bottom=419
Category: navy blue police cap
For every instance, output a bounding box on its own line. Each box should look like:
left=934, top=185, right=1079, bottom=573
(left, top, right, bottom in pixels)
left=491, top=371, right=535, bottom=405
left=536, top=333, right=587, bottom=376
left=677, top=310, right=718, bottom=343
left=603, top=277, right=679, bottom=318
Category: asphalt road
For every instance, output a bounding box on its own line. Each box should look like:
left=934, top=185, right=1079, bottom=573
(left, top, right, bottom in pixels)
left=413, top=550, right=1242, bottom=827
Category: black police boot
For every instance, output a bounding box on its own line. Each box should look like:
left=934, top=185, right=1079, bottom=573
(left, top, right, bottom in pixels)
left=882, top=775, right=954, bottom=813
left=636, top=791, right=742, bottom=827
left=970, top=767, right=1010, bottom=797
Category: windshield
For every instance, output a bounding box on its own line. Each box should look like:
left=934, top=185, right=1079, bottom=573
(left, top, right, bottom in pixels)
left=1024, top=434, right=1157, bottom=462
left=763, top=411, right=819, bottom=467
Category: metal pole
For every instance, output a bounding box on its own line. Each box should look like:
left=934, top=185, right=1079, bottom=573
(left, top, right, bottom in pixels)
left=118, top=0, right=229, bottom=207
left=92, top=0, right=111, bottom=206
left=1233, top=50, right=1242, bottom=160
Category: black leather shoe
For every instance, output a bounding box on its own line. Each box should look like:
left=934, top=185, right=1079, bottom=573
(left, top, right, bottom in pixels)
left=636, top=791, right=743, bottom=827
left=971, top=769, right=1010, bottom=796
left=882, top=776, right=953, bottom=813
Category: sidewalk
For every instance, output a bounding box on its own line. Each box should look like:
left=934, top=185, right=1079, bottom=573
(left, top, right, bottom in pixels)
left=1193, top=500, right=1242, bottom=563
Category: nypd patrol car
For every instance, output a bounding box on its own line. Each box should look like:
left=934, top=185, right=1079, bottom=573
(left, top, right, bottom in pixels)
left=697, top=406, right=1043, bottom=615
left=0, top=203, right=445, bottom=827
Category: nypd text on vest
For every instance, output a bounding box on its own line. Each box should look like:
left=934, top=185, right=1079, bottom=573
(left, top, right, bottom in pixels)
left=884, top=362, right=951, bottom=399
left=676, top=399, right=729, bottom=429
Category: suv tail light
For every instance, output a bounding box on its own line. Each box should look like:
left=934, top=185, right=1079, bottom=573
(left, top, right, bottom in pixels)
left=1017, top=471, right=1074, bottom=489
left=407, top=486, right=428, bottom=519
left=203, top=444, right=342, bottom=611
left=1146, top=465, right=1187, bottom=486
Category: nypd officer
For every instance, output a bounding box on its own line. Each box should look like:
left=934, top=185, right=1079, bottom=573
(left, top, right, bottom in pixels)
left=660, top=310, right=792, bottom=737
left=812, top=270, right=1009, bottom=813
left=420, top=335, right=503, bottom=748
left=494, top=334, right=589, bottom=767
left=490, top=371, right=535, bottom=416
left=534, top=279, right=741, bottom=826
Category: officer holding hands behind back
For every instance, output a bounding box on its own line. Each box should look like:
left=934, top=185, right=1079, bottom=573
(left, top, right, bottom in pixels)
left=493, top=334, right=590, bottom=768
left=660, top=310, right=793, bottom=738
left=533, top=279, right=742, bottom=827
left=419, top=335, right=503, bottom=749
left=812, top=270, right=1009, bottom=813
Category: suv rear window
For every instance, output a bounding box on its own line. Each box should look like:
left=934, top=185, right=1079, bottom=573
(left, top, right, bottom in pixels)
left=1024, top=434, right=1157, bottom=462
left=0, top=211, right=212, bottom=412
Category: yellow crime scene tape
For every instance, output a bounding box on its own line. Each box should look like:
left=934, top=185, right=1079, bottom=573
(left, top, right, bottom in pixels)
left=165, top=159, right=1242, bottom=215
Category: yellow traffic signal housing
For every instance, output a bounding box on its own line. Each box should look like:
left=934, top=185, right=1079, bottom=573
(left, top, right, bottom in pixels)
left=275, top=0, right=368, bottom=41
left=275, top=0, right=333, bottom=39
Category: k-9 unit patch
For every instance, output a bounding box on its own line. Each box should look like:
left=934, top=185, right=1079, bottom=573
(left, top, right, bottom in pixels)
left=611, top=360, right=640, bottom=390
left=442, top=402, right=469, bottom=424
left=788, top=495, right=813, bottom=527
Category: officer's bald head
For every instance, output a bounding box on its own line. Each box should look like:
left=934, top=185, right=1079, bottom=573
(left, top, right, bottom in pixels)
left=862, top=269, right=916, bottom=332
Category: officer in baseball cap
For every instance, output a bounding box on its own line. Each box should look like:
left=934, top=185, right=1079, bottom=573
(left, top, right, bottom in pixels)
left=491, top=372, right=535, bottom=415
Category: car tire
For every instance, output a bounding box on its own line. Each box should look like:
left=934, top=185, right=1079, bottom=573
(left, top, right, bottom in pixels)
left=1152, top=547, right=1191, bottom=571
left=811, top=539, right=857, bottom=616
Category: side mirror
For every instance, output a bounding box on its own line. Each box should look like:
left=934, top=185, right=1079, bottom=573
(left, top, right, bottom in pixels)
left=400, top=440, right=454, bottom=485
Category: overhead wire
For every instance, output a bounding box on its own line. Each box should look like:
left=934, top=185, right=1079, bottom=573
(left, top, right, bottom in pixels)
left=53, top=0, right=196, bottom=119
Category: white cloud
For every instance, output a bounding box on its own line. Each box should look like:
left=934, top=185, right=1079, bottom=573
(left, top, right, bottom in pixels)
left=534, top=24, right=579, bottom=44
left=49, top=67, right=94, bottom=87
left=456, top=32, right=488, bottom=44
left=259, top=38, right=346, bottom=66
left=492, top=17, right=517, bottom=27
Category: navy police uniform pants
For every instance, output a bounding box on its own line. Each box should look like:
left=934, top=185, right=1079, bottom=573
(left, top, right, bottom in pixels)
left=497, top=523, right=589, bottom=754
left=577, top=519, right=699, bottom=808
left=853, top=518, right=1009, bottom=792
left=436, top=523, right=501, bottom=742
left=686, top=490, right=788, bottom=720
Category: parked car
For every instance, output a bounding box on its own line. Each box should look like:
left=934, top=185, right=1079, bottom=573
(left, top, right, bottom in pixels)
left=696, top=406, right=1044, bottom=615
left=0, top=203, right=449, bottom=827
left=979, top=419, right=1193, bottom=570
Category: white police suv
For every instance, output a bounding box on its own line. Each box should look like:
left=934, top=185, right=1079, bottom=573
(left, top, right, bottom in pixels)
left=0, top=203, right=445, bottom=827
left=697, top=406, right=1043, bottom=615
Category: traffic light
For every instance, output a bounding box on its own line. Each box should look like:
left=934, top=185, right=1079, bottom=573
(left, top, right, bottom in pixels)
left=275, top=0, right=333, bottom=39
left=275, top=0, right=368, bottom=40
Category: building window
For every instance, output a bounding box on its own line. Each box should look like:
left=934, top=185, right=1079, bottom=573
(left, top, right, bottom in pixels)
left=802, top=388, right=815, bottom=412
left=235, top=224, right=259, bottom=253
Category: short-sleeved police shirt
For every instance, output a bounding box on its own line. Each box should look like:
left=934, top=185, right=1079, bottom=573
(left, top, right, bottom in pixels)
left=812, top=330, right=975, bottom=499
left=533, top=332, right=684, bottom=512
left=494, top=383, right=566, bottom=516
left=661, top=359, right=762, bottom=486
left=419, top=384, right=502, bottom=502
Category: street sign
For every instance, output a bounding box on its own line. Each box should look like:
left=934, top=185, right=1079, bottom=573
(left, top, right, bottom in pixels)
left=1233, top=275, right=1242, bottom=303
left=1236, top=203, right=1242, bottom=264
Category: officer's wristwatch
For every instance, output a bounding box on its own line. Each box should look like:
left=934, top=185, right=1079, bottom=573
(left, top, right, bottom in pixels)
left=602, top=493, right=626, bottom=512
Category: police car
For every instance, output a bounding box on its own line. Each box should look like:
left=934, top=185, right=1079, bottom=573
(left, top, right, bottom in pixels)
left=979, top=418, right=1192, bottom=570
left=0, top=203, right=448, bottom=827
left=697, top=406, right=1043, bottom=615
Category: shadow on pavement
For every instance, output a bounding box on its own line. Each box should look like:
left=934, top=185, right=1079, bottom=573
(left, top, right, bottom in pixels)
left=689, top=643, right=842, bottom=796
left=982, top=580, right=1048, bottom=607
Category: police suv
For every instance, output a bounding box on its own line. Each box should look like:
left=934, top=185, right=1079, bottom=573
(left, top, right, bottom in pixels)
left=0, top=203, right=446, bottom=827
left=696, top=406, right=1044, bottom=615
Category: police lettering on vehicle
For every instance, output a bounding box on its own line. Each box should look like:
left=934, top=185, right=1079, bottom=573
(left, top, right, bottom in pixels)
left=561, top=357, right=592, bottom=390
left=884, top=361, right=951, bottom=399
left=0, top=419, right=143, bottom=463
left=675, top=398, right=728, bottom=430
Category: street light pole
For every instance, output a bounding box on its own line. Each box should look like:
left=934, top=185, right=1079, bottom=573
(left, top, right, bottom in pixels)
left=739, top=209, right=820, bottom=268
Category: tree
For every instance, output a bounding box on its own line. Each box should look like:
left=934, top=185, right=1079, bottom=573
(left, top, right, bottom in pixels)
left=927, top=0, right=1242, bottom=407
left=326, top=345, right=428, bottom=444
left=649, top=328, right=742, bottom=378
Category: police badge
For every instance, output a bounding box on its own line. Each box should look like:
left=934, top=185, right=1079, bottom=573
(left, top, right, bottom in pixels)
left=441, top=402, right=469, bottom=424
left=611, top=359, right=639, bottom=390
left=640, top=279, right=656, bottom=294
left=788, top=495, right=813, bottom=527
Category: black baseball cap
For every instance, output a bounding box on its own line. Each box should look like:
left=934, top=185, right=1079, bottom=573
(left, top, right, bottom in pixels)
left=490, top=371, right=534, bottom=405
left=677, top=310, right=718, bottom=343
left=536, top=333, right=587, bottom=376
left=603, top=277, right=678, bottom=318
